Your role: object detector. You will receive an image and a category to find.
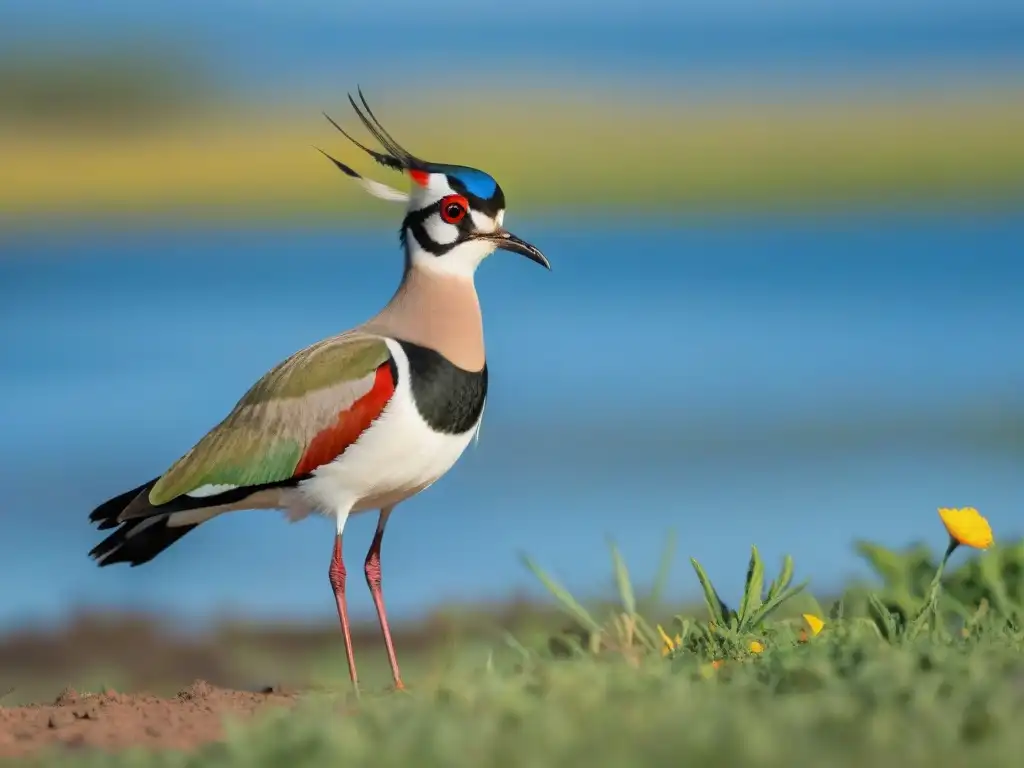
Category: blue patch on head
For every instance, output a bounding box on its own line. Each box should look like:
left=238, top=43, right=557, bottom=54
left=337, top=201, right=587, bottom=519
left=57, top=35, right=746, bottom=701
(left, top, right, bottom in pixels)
left=437, top=165, right=498, bottom=200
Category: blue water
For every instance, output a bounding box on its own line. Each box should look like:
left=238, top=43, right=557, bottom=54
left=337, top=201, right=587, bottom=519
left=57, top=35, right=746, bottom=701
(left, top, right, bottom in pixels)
left=1, top=212, right=1023, bottom=630
left=4, top=0, right=1023, bottom=95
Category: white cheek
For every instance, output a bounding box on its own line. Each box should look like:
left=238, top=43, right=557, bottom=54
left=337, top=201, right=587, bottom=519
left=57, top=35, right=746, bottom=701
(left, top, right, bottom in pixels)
left=470, top=210, right=496, bottom=233
left=408, top=238, right=498, bottom=279
left=423, top=214, right=460, bottom=245
left=495, top=210, right=505, bottom=228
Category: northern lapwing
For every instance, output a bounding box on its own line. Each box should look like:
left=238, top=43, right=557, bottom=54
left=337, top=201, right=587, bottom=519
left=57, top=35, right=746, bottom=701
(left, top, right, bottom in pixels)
left=87, top=89, right=551, bottom=694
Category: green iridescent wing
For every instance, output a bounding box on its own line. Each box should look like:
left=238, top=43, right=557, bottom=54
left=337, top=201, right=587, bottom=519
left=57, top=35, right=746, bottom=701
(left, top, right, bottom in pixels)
left=145, top=334, right=394, bottom=507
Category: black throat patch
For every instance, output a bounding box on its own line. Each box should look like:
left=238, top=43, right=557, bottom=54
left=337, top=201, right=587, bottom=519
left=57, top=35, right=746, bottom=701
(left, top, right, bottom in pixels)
left=397, top=340, right=488, bottom=435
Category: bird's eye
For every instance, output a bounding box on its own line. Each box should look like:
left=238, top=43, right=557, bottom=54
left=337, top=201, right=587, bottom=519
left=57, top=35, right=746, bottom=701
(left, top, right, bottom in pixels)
left=439, top=195, right=468, bottom=225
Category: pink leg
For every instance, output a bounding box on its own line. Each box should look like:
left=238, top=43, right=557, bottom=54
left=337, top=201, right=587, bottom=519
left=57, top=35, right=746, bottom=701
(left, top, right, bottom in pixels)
left=328, top=535, right=360, bottom=694
left=364, top=509, right=404, bottom=690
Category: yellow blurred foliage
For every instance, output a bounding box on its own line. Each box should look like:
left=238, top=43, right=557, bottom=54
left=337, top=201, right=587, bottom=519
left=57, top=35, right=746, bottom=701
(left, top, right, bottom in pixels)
left=3, top=90, right=1024, bottom=223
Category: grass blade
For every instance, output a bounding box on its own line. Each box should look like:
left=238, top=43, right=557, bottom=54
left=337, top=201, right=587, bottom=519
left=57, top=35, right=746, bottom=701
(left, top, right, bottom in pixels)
left=767, top=554, right=795, bottom=600
left=608, top=538, right=637, bottom=617
left=747, top=580, right=809, bottom=627
left=690, top=557, right=727, bottom=627
left=647, top=529, right=677, bottom=607
left=738, top=545, right=765, bottom=627
left=634, top=614, right=665, bottom=652
left=521, top=554, right=603, bottom=636
left=868, top=594, right=901, bottom=642
left=978, top=551, right=1012, bottom=619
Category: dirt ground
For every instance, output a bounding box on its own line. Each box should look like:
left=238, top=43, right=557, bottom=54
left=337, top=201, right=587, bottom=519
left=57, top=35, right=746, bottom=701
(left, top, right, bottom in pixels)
left=0, top=603, right=565, bottom=759
left=0, top=613, right=367, bottom=759
left=0, top=681, right=301, bottom=758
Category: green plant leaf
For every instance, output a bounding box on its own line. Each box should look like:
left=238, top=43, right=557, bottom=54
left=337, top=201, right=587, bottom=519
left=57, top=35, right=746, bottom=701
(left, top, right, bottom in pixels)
left=746, top=580, right=809, bottom=627
left=647, top=529, right=677, bottom=608
left=767, top=554, right=794, bottom=600
left=690, top=557, right=727, bottom=628
left=521, top=554, right=603, bottom=636
left=856, top=615, right=885, bottom=640
left=674, top=616, right=693, bottom=643
left=868, top=594, right=901, bottom=643
left=502, top=631, right=533, bottom=662
left=738, top=545, right=765, bottom=626
left=829, top=597, right=845, bottom=621
left=633, top=614, right=663, bottom=652
left=855, top=541, right=910, bottom=587
left=607, top=538, right=637, bottom=617
left=978, top=551, right=1013, bottom=619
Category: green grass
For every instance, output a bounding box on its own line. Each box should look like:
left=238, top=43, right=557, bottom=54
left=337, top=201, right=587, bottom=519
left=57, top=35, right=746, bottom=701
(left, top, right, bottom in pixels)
left=22, top=639, right=1024, bottom=768
left=14, top=518, right=1024, bottom=767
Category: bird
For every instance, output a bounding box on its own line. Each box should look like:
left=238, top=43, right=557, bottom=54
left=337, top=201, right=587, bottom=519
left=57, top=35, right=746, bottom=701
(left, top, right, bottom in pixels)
left=86, top=88, right=550, bottom=694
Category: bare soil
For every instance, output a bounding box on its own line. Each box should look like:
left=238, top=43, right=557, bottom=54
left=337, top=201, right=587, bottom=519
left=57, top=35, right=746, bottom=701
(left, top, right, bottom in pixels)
left=0, top=604, right=567, bottom=759
left=0, top=681, right=300, bottom=758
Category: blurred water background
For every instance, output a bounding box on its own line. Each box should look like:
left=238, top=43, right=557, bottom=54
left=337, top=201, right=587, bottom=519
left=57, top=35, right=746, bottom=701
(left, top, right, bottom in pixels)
left=1, top=0, right=1023, bottom=634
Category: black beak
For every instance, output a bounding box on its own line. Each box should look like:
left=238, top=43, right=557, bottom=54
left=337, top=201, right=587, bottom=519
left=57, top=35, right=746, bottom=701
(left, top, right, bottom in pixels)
left=484, top=229, right=551, bottom=270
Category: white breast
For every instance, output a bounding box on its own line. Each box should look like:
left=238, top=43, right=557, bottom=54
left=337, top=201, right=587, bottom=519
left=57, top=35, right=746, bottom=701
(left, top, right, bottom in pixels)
left=292, top=338, right=480, bottom=519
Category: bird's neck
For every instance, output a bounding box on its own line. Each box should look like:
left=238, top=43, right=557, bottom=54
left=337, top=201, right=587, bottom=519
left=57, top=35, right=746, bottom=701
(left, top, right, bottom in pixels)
left=363, top=265, right=485, bottom=372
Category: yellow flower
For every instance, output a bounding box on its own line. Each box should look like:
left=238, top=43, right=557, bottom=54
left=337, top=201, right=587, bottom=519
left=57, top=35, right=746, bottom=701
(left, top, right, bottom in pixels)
left=938, top=507, right=994, bottom=549
left=657, top=624, right=682, bottom=656
left=802, top=614, right=825, bottom=636
left=749, top=640, right=765, bottom=654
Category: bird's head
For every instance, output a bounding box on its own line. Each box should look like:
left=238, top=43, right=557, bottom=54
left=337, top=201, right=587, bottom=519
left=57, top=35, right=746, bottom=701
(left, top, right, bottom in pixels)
left=319, top=89, right=550, bottom=278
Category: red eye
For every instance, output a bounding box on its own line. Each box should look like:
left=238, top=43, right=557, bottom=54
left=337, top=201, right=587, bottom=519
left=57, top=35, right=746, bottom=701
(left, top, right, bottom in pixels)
left=439, top=195, right=468, bottom=225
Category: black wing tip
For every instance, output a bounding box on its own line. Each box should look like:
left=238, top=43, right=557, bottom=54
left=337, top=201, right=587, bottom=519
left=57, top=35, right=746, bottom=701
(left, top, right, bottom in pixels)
left=90, top=516, right=198, bottom=568
left=88, top=480, right=156, bottom=526
left=88, top=475, right=311, bottom=567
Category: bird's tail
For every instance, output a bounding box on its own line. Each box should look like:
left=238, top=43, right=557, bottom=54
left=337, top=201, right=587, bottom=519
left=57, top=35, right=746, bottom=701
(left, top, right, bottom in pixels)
left=88, top=479, right=200, bottom=567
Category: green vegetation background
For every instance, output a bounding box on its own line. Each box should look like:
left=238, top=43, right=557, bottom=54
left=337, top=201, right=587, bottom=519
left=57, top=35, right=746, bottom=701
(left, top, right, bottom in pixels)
left=3, top=49, right=1024, bottom=228
left=7, top=532, right=1024, bottom=767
